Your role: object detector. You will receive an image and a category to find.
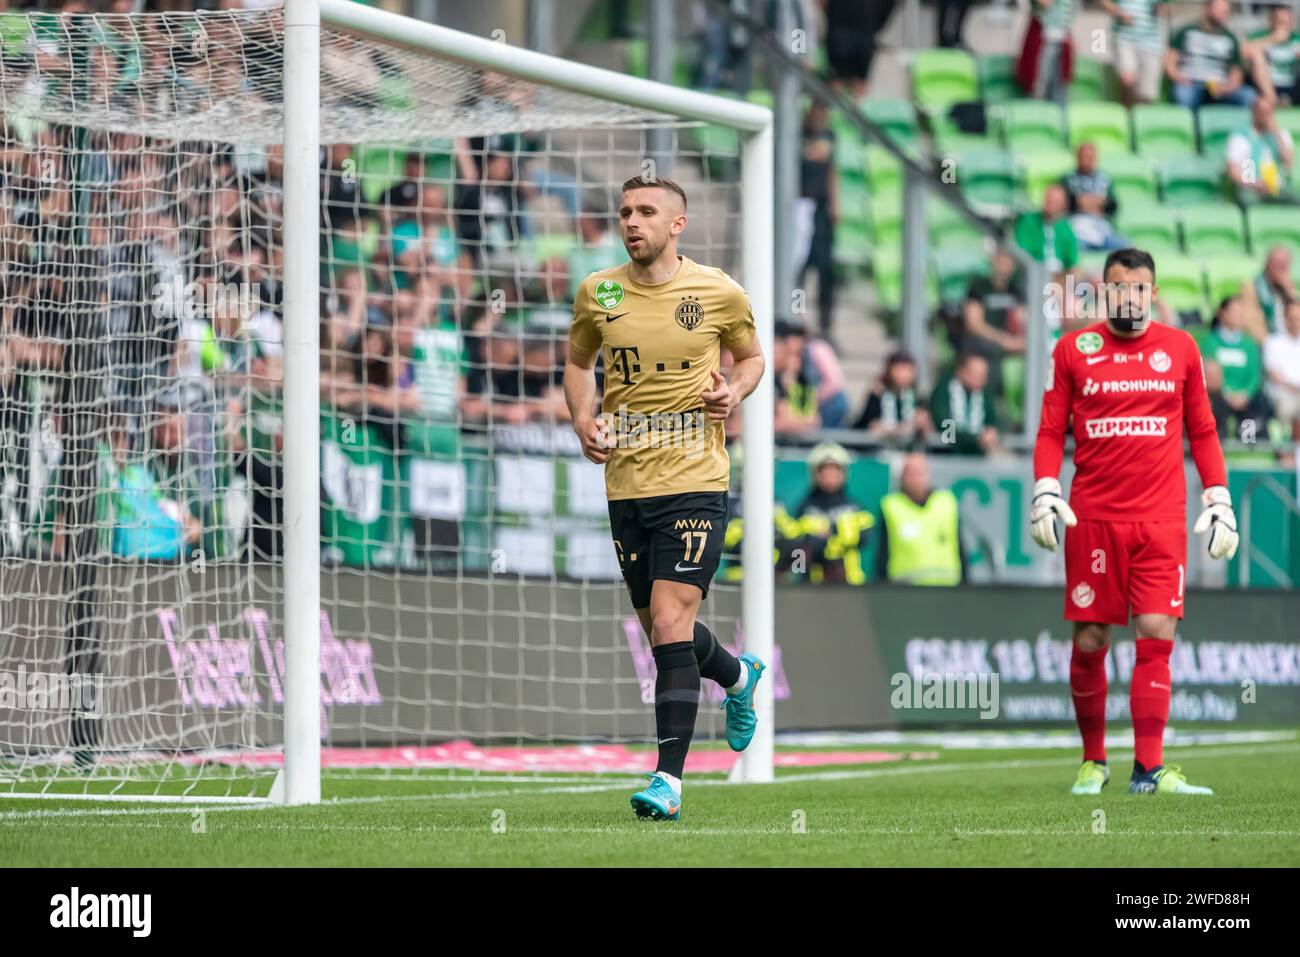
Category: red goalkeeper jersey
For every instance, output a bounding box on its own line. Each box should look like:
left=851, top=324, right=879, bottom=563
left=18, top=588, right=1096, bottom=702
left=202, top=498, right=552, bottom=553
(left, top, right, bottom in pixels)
left=1033, top=321, right=1227, bottom=523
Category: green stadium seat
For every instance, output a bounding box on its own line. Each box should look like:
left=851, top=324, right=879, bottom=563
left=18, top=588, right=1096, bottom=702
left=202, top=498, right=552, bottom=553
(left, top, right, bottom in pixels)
left=1159, top=155, right=1224, bottom=207
left=1003, top=99, right=1067, bottom=153
left=870, top=190, right=903, bottom=248
left=1246, top=204, right=1300, bottom=253
left=1069, top=57, right=1108, bottom=101
left=1101, top=151, right=1158, bottom=208
left=1017, top=147, right=1075, bottom=207
left=978, top=53, right=1018, bottom=104
left=1001, top=354, right=1026, bottom=423
left=838, top=176, right=872, bottom=231
left=1180, top=203, right=1248, bottom=257
left=934, top=130, right=997, bottom=160
left=831, top=114, right=867, bottom=178
left=1132, top=104, right=1196, bottom=159
left=1197, top=104, right=1251, bottom=157
left=912, top=49, right=979, bottom=116
left=952, top=147, right=1018, bottom=215
left=872, top=245, right=904, bottom=312
left=864, top=144, right=903, bottom=195
left=1067, top=101, right=1130, bottom=154
left=862, top=97, right=919, bottom=148
left=932, top=243, right=992, bottom=304
left=833, top=219, right=873, bottom=271
left=927, top=198, right=985, bottom=249
left=1203, top=255, right=1261, bottom=308
left=1116, top=202, right=1180, bottom=252
left=1154, top=255, right=1208, bottom=317
left=626, top=38, right=647, bottom=77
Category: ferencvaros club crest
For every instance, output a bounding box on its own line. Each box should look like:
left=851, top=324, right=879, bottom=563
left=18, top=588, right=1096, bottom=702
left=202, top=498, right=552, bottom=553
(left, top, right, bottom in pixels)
left=675, top=295, right=703, bottom=331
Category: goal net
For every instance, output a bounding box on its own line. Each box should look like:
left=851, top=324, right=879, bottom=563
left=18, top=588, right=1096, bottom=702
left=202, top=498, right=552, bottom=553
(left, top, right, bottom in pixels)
left=0, top=1, right=773, bottom=801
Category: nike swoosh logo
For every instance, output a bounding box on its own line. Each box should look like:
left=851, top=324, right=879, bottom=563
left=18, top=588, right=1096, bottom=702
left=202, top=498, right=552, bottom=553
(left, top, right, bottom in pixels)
left=657, top=737, right=678, bottom=745
left=1086, top=355, right=1110, bottom=365
left=674, top=562, right=701, bottom=572
left=1170, top=598, right=1183, bottom=607
left=605, top=312, right=629, bottom=322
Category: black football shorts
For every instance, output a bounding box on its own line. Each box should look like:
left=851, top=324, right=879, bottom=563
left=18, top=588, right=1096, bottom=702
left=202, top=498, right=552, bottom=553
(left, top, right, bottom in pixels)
left=607, top=491, right=728, bottom=609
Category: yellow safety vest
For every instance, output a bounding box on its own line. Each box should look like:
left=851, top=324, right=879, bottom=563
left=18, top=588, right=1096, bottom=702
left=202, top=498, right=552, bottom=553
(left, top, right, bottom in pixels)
left=880, top=489, right=961, bottom=586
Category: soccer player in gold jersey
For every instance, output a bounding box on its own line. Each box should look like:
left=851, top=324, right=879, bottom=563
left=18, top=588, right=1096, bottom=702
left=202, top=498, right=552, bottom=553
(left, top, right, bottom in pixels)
left=565, top=175, right=766, bottom=821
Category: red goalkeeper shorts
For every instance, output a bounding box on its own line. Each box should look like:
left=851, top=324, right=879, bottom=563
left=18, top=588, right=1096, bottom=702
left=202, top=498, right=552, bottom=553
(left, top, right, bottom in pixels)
left=1062, top=519, right=1187, bottom=625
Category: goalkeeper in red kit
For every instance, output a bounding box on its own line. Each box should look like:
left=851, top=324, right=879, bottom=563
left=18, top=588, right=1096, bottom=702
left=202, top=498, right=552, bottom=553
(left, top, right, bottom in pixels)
left=1031, top=248, right=1240, bottom=796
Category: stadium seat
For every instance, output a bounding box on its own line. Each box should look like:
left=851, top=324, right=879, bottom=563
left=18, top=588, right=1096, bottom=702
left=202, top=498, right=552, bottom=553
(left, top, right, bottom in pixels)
left=978, top=53, right=1018, bottom=104
left=1067, top=102, right=1130, bottom=154
left=838, top=177, right=872, bottom=231
left=1017, top=147, right=1075, bottom=207
left=912, top=49, right=979, bottom=116
left=1158, top=156, right=1224, bottom=207
left=928, top=198, right=985, bottom=249
left=872, top=245, right=904, bottom=311
left=1180, top=203, right=1248, bottom=257
left=1116, top=202, right=1181, bottom=252
left=1100, top=151, right=1158, bottom=208
left=1246, top=204, right=1300, bottom=253
left=870, top=190, right=903, bottom=249
left=1203, top=255, right=1261, bottom=308
left=1153, top=254, right=1208, bottom=317
left=1068, top=57, right=1108, bottom=101
left=932, top=243, right=992, bottom=304
left=862, top=98, right=920, bottom=148
left=1001, top=354, right=1026, bottom=423
left=1131, top=104, right=1197, bottom=159
left=1197, top=104, right=1251, bottom=157
left=833, top=219, right=873, bottom=271
left=864, top=144, right=903, bottom=196
left=1003, top=99, right=1067, bottom=153
left=952, top=147, right=1018, bottom=215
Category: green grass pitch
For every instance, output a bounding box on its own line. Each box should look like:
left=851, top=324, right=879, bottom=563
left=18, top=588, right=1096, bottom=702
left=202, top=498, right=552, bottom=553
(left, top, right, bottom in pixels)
left=3, top=737, right=1298, bottom=867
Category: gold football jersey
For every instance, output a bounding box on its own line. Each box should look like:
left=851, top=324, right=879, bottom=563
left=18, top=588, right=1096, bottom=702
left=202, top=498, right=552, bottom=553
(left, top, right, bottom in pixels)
left=569, top=256, right=756, bottom=501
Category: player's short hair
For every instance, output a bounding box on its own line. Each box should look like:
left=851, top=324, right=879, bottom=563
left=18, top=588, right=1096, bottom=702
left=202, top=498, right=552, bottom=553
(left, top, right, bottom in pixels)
left=621, top=174, right=688, bottom=211
left=1102, top=247, right=1157, bottom=281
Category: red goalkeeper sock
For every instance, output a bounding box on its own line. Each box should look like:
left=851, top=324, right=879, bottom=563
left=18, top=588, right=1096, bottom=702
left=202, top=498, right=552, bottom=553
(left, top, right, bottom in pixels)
left=1131, top=637, right=1173, bottom=770
left=1070, top=644, right=1109, bottom=763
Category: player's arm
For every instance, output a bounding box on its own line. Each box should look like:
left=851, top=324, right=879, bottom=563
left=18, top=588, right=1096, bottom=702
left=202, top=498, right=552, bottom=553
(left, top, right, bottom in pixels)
left=702, top=335, right=764, bottom=420
left=1029, top=340, right=1078, bottom=552
left=707, top=279, right=765, bottom=420
left=564, top=280, right=610, bottom=464
left=1183, top=341, right=1239, bottom=560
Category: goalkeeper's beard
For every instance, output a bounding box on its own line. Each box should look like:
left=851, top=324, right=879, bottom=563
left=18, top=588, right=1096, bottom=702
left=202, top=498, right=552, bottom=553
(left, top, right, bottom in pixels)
left=626, top=233, right=668, bottom=265
left=1107, top=311, right=1149, bottom=335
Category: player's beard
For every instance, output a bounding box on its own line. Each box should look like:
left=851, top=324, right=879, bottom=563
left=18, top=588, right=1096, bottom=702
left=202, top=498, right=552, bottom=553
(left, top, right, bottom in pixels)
left=625, top=232, right=666, bottom=265
left=1108, top=311, right=1149, bottom=334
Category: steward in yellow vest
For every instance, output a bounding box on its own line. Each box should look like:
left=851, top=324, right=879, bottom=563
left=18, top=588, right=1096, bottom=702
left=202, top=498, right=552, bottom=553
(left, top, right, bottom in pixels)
left=876, top=453, right=965, bottom=586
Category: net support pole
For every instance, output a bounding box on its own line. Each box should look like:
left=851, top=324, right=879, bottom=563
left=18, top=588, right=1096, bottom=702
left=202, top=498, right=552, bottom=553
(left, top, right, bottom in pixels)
left=738, top=119, right=775, bottom=784
left=281, top=0, right=322, bottom=806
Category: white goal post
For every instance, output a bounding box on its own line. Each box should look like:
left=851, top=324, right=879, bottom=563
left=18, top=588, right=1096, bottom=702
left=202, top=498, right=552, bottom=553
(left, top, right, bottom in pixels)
left=286, top=0, right=777, bottom=800
left=0, top=0, right=773, bottom=803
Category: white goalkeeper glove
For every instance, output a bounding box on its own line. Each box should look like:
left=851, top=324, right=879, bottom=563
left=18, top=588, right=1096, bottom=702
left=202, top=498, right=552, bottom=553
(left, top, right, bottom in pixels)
left=1193, top=485, right=1239, bottom=561
left=1030, top=477, right=1078, bottom=552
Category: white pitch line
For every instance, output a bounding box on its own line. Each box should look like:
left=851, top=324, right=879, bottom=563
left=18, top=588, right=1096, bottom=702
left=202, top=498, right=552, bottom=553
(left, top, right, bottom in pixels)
left=3, top=740, right=1296, bottom=822
left=5, top=820, right=1299, bottom=839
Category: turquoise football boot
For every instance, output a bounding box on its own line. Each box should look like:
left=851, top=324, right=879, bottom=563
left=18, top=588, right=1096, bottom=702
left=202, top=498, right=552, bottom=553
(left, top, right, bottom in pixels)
left=722, top=653, right=766, bottom=752
left=630, top=772, right=682, bottom=821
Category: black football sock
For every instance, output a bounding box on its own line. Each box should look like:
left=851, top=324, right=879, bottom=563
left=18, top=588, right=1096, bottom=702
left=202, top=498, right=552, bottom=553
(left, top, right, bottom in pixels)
left=652, top=641, right=700, bottom=781
left=692, top=620, right=742, bottom=690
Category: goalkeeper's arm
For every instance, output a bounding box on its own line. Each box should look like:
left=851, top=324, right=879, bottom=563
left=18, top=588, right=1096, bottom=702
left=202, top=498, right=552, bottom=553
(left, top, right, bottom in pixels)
left=1030, top=342, right=1076, bottom=552
left=1184, top=344, right=1238, bottom=560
